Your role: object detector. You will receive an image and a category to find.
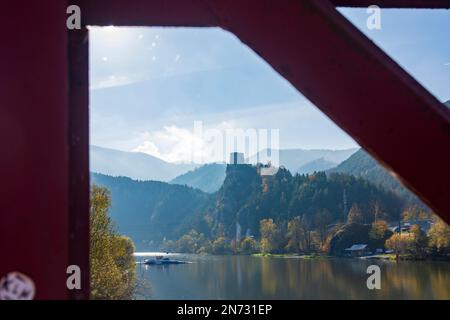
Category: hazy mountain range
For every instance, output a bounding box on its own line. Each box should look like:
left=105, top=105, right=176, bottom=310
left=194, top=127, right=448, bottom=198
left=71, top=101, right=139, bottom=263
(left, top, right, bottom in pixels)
left=90, top=145, right=198, bottom=181
left=91, top=172, right=209, bottom=248
left=248, top=148, right=357, bottom=173
left=91, top=145, right=357, bottom=191
left=330, top=149, right=426, bottom=208
left=170, top=163, right=227, bottom=193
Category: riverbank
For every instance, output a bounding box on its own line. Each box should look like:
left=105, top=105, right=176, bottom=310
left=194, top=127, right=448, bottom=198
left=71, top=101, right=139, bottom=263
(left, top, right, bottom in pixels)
left=360, top=253, right=450, bottom=261
left=137, top=254, right=450, bottom=299
left=252, top=253, right=331, bottom=259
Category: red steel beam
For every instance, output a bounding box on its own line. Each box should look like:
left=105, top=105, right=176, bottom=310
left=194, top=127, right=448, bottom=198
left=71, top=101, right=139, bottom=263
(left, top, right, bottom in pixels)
left=76, top=0, right=450, bottom=221
left=68, top=28, right=90, bottom=300
left=331, top=0, right=450, bottom=8
left=212, top=0, right=450, bottom=221
left=0, top=1, right=71, bottom=299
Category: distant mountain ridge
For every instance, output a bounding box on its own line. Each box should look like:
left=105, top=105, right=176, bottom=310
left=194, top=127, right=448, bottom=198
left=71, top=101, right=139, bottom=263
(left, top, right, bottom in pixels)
left=91, top=172, right=208, bottom=250
left=329, top=148, right=426, bottom=207
left=248, top=148, right=357, bottom=173
left=297, top=157, right=337, bottom=174
left=91, top=145, right=357, bottom=189
left=170, top=163, right=226, bottom=193
left=90, top=145, right=198, bottom=182
left=168, top=148, right=357, bottom=192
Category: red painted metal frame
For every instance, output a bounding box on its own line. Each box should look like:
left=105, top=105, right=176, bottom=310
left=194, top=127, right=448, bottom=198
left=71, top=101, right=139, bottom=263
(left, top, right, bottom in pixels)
left=68, top=29, right=90, bottom=300
left=331, top=0, right=450, bottom=8
left=67, top=0, right=450, bottom=299
left=0, top=1, right=71, bottom=299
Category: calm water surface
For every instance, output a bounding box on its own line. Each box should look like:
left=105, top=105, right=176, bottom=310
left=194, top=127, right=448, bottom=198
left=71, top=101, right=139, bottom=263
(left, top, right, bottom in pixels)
left=136, top=255, right=450, bottom=299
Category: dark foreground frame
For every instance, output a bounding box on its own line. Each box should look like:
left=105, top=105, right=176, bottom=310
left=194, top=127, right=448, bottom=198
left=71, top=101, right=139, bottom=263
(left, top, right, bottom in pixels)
left=68, top=0, right=450, bottom=299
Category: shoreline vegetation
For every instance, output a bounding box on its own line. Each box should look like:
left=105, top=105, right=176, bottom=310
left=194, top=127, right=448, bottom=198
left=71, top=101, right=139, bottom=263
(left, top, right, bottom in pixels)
left=251, top=253, right=331, bottom=259
left=90, top=185, right=137, bottom=300
left=159, top=209, right=450, bottom=261
left=88, top=165, right=450, bottom=298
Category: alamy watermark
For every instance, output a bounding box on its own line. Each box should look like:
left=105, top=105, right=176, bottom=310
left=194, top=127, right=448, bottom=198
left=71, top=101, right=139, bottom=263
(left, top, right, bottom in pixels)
left=66, top=5, right=81, bottom=30
left=366, top=5, right=382, bottom=30
left=366, top=265, right=381, bottom=290
left=191, top=121, right=280, bottom=175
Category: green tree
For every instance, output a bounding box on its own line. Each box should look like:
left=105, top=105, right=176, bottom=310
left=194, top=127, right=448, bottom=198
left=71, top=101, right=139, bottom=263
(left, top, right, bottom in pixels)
left=301, top=215, right=315, bottom=253
left=90, top=185, right=136, bottom=300
left=176, top=229, right=206, bottom=253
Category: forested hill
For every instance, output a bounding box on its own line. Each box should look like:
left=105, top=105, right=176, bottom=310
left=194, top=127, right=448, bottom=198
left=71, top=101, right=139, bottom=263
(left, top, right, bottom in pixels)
left=329, top=149, right=427, bottom=207
left=92, top=165, right=406, bottom=250
left=91, top=172, right=209, bottom=249
left=170, top=163, right=226, bottom=193
left=195, top=165, right=405, bottom=240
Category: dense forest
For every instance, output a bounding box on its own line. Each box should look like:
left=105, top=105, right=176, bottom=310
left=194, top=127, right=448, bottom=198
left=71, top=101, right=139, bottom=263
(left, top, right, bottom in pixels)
left=92, top=161, right=407, bottom=250
left=329, top=149, right=429, bottom=208
left=91, top=173, right=209, bottom=248
left=195, top=165, right=404, bottom=240
left=92, top=157, right=450, bottom=258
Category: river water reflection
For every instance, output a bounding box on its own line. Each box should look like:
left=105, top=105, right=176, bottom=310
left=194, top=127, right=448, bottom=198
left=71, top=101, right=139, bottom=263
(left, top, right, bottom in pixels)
left=136, top=255, right=450, bottom=299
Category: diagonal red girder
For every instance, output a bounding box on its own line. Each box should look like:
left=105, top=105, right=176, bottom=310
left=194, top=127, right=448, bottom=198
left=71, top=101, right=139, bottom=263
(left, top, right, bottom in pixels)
left=209, top=0, right=450, bottom=220
left=331, top=0, right=450, bottom=8
left=78, top=0, right=450, bottom=221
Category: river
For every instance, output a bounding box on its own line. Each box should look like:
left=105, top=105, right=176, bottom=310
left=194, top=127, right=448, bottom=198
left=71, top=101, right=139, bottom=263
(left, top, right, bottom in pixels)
left=135, top=255, right=450, bottom=299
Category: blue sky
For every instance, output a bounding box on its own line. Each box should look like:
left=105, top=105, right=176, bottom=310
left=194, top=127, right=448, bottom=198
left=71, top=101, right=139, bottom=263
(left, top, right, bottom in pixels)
left=89, top=8, right=450, bottom=163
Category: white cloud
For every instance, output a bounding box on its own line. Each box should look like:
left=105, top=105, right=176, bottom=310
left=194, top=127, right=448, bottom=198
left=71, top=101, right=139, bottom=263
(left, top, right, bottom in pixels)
left=133, top=140, right=162, bottom=158
left=132, top=126, right=204, bottom=163
left=132, top=122, right=258, bottom=164
left=90, top=73, right=147, bottom=90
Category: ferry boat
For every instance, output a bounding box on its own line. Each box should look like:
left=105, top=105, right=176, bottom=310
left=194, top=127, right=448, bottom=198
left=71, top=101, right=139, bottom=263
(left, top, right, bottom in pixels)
left=133, top=252, right=189, bottom=265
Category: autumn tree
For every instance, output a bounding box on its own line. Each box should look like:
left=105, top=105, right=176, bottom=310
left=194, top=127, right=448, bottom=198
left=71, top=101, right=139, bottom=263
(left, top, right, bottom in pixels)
left=409, top=224, right=428, bottom=257
left=315, top=209, right=333, bottom=249
left=402, top=206, right=431, bottom=221
left=371, top=201, right=384, bottom=222
left=176, top=229, right=206, bottom=253
left=347, top=203, right=364, bottom=224
left=260, top=219, right=283, bottom=254
left=240, top=236, right=258, bottom=254
left=369, top=219, right=389, bottom=240
left=428, top=217, right=450, bottom=254
left=385, top=233, right=412, bottom=256
left=90, top=185, right=136, bottom=300
left=286, top=217, right=302, bottom=253
left=212, top=236, right=229, bottom=254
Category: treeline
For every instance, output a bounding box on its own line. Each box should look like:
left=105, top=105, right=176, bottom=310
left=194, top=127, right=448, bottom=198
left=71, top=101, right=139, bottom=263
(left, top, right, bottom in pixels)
left=330, top=149, right=429, bottom=208
left=384, top=218, right=450, bottom=258
left=90, top=185, right=137, bottom=299
left=92, top=165, right=438, bottom=254
left=193, top=166, right=404, bottom=241
left=91, top=172, right=209, bottom=248
left=161, top=204, right=450, bottom=258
